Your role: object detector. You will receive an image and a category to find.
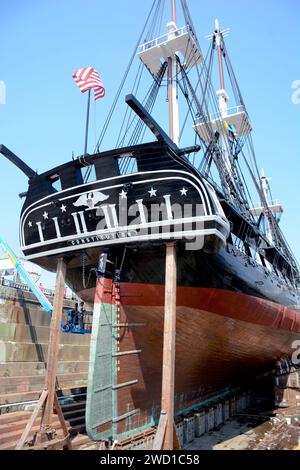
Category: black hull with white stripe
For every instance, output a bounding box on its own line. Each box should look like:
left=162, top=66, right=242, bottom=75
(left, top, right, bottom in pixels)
left=20, top=140, right=230, bottom=267
left=14, top=136, right=299, bottom=312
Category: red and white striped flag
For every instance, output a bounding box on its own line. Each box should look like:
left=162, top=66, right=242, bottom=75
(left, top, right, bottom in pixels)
left=72, top=66, right=105, bottom=101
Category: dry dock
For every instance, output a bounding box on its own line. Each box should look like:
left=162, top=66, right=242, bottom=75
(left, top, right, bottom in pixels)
left=0, top=283, right=90, bottom=408
left=1, top=281, right=300, bottom=450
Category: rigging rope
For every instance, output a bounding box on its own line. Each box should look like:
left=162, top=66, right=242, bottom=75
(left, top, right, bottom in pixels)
left=118, top=62, right=167, bottom=175
left=94, top=0, right=160, bottom=153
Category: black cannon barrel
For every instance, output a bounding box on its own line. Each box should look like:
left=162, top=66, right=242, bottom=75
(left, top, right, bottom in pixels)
left=0, top=144, right=36, bottom=179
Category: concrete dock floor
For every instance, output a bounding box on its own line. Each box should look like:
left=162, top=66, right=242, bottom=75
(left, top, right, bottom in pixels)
left=185, top=412, right=299, bottom=450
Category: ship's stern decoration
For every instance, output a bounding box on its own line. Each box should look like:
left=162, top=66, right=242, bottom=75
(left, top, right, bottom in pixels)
left=20, top=169, right=230, bottom=260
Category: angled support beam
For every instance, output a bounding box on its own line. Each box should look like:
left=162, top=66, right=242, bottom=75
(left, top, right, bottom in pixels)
left=42, top=257, right=66, bottom=428
left=153, top=411, right=168, bottom=450
left=15, top=390, right=48, bottom=450
left=54, top=394, right=72, bottom=450
left=15, top=258, right=72, bottom=450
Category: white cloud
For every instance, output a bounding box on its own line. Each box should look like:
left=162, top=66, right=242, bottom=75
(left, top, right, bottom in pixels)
left=291, top=80, right=300, bottom=105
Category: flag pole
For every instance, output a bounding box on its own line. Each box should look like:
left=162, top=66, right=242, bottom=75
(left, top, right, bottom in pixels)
left=84, top=89, right=91, bottom=155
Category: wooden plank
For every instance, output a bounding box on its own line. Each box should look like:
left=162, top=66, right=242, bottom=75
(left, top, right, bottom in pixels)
left=113, top=349, right=141, bottom=357
left=15, top=389, right=48, bottom=450
left=91, top=417, right=112, bottom=430
left=161, top=242, right=177, bottom=450
left=112, top=409, right=139, bottom=423
left=0, top=412, right=30, bottom=426
left=27, top=436, right=69, bottom=451
left=173, top=423, right=181, bottom=450
left=93, top=384, right=112, bottom=393
left=152, top=412, right=168, bottom=450
left=113, top=380, right=138, bottom=390
left=42, top=258, right=66, bottom=427
left=54, top=394, right=72, bottom=450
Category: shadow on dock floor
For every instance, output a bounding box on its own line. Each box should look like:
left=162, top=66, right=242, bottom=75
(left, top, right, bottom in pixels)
left=185, top=404, right=299, bottom=450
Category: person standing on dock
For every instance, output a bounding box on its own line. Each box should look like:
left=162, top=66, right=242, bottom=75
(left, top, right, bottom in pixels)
left=79, top=301, right=85, bottom=330
left=71, top=302, right=79, bottom=327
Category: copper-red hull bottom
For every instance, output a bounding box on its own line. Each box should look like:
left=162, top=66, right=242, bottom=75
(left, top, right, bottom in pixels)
left=86, top=282, right=300, bottom=439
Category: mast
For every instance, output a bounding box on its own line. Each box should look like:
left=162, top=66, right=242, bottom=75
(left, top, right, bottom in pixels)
left=214, top=19, right=232, bottom=178
left=171, top=0, right=176, bottom=23
left=137, top=0, right=202, bottom=144
left=214, top=20, right=228, bottom=119
left=215, top=19, right=225, bottom=90
left=160, top=0, right=179, bottom=451
left=84, top=89, right=91, bottom=155
left=260, top=170, right=273, bottom=244
left=214, top=19, right=229, bottom=120
left=258, top=169, right=283, bottom=245
left=168, top=1, right=179, bottom=144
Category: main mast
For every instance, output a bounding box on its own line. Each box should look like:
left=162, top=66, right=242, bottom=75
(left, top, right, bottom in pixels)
left=136, top=0, right=203, bottom=449
left=168, top=0, right=180, bottom=144
left=214, top=19, right=232, bottom=176
left=137, top=0, right=202, bottom=146
left=194, top=19, right=252, bottom=207
left=162, top=0, right=178, bottom=451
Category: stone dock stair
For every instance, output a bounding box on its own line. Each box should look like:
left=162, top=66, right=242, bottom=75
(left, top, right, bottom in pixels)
left=0, top=405, right=95, bottom=450
left=0, top=285, right=91, bottom=407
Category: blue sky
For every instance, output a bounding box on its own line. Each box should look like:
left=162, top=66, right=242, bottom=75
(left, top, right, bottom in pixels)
left=0, top=0, right=299, bottom=287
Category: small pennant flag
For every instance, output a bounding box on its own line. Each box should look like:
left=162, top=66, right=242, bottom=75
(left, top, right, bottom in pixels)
left=72, top=66, right=105, bottom=101
left=224, top=120, right=236, bottom=142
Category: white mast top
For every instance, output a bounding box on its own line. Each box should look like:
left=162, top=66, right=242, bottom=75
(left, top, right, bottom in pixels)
left=194, top=19, right=251, bottom=143
left=136, top=0, right=202, bottom=144
left=214, top=18, right=221, bottom=46
left=136, top=0, right=202, bottom=77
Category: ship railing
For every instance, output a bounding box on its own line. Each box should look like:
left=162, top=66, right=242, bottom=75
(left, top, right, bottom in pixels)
left=137, top=25, right=189, bottom=54
left=1, top=277, right=31, bottom=292
left=195, top=105, right=247, bottom=125
left=0, top=277, right=80, bottom=303
left=252, top=200, right=281, bottom=208
left=0, top=277, right=55, bottom=297
left=202, top=174, right=223, bottom=195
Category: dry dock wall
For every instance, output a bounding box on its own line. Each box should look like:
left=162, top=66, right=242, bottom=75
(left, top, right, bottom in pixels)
left=0, top=285, right=90, bottom=407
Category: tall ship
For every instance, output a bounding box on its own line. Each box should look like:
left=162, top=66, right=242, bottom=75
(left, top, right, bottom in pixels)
left=2, top=0, right=300, bottom=442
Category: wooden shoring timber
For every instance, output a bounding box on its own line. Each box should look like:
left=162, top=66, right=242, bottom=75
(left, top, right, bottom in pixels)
left=153, top=242, right=181, bottom=450
left=15, top=389, right=48, bottom=450
left=42, top=257, right=66, bottom=427
left=153, top=411, right=167, bottom=450
left=15, top=258, right=72, bottom=451
left=26, top=436, right=70, bottom=451
left=53, top=394, right=72, bottom=450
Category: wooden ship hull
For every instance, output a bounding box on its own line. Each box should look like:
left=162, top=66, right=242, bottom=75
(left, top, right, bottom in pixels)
left=2, top=1, right=300, bottom=443
left=88, top=282, right=300, bottom=438
left=79, top=245, right=300, bottom=439
left=11, top=111, right=300, bottom=440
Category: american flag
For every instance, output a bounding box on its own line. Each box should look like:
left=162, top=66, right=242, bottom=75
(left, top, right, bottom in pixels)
left=72, top=66, right=105, bottom=101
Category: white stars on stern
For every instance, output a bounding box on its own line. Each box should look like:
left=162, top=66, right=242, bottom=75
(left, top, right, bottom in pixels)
left=180, top=187, right=188, bottom=196
left=148, top=187, right=157, bottom=197
left=119, top=190, right=127, bottom=199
